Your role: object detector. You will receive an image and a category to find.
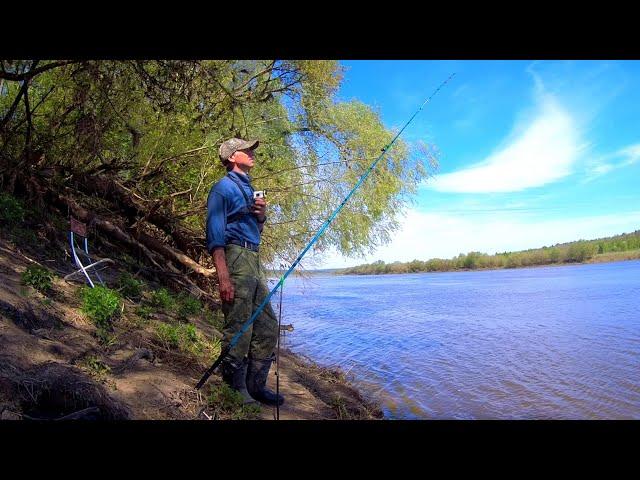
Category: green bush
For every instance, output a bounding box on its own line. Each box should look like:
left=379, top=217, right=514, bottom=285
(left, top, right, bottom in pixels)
left=149, top=288, right=175, bottom=310
left=176, top=293, right=202, bottom=319
left=0, top=193, right=24, bottom=226
left=117, top=272, right=144, bottom=299
left=81, top=285, right=121, bottom=330
left=183, top=323, right=198, bottom=343
left=21, top=264, right=53, bottom=292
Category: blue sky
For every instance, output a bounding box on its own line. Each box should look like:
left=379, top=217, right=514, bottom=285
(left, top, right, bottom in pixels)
left=317, top=60, right=640, bottom=269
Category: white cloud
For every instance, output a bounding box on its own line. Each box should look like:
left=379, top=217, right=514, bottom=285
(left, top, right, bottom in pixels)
left=584, top=142, right=640, bottom=182
left=318, top=208, right=640, bottom=269
left=426, top=96, right=585, bottom=193
left=619, top=144, right=640, bottom=167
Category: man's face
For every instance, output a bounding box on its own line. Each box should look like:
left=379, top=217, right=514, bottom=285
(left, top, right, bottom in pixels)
left=230, top=148, right=256, bottom=170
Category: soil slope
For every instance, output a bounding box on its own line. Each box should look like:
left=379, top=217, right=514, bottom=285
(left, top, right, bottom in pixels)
left=0, top=235, right=382, bottom=421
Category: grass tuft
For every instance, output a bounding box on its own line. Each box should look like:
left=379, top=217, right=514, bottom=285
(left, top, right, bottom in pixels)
left=78, top=355, right=111, bottom=381
left=117, top=272, right=144, bottom=300
left=176, top=292, right=201, bottom=319
left=149, top=287, right=175, bottom=311
left=207, top=383, right=261, bottom=420
left=155, top=322, right=220, bottom=359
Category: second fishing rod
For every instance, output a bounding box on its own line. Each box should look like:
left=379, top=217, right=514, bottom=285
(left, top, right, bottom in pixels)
left=195, top=72, right=456, bottom=390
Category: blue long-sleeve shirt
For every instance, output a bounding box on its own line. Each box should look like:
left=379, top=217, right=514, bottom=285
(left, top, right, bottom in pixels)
left=206, top=171, right=261, bottom=252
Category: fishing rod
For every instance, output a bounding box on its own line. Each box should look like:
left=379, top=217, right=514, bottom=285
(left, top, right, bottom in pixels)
left=195, top=72, right=456, bottom=390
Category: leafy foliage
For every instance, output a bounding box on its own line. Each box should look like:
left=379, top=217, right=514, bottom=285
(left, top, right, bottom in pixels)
left=147, top=287, right=201, bottom=319
left=21, top=264, right=53, bottom=292
left=135, top=305, right=153, bottom=320
left=81, top=285, right=121, bottom=330
left=175, top=293, right=201, bottom=319
left=78, top=355, right=111, bottom=381
left=0, top=192, right=25, bottom=226
left=0, top=59, right=437, bottom=270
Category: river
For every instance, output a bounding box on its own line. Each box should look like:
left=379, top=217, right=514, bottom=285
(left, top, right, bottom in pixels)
left=272, top=260, right=640, bottom=419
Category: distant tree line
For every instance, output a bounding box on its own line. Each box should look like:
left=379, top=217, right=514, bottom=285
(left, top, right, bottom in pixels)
left=339, top=230, right=640, bottom=275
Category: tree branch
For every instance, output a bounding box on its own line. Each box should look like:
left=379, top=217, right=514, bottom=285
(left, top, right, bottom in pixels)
left=23, top=85, right=32, bottom=156
left=137, top=145, right=211, bottom=182
left=0, top=61, right=39, bottom=132
left=232, top=60, right=276, bottom=95
left=0, top=60, right=77, bottom=81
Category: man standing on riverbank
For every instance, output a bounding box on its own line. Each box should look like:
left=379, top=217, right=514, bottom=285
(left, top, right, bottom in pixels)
left=205, top=138, right=284, bottom=407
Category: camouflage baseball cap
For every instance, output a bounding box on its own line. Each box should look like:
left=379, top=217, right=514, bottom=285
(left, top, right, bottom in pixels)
left=218, top=138, right=260, bottom=164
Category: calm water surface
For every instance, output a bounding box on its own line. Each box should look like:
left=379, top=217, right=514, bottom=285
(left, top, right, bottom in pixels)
left=271, top=260, right=640, bottom=419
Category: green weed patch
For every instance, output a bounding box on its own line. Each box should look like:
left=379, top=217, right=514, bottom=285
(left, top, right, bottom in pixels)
left=21, top=264, right=53, bottom=292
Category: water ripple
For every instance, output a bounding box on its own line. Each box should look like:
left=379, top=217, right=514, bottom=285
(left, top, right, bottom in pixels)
left=283, top=260, right=640, bottom=419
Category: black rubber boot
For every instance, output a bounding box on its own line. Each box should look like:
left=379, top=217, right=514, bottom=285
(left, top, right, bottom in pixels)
left=221, top=358, right=257, bottom=405
left=246, top=356, right=284, bottom=406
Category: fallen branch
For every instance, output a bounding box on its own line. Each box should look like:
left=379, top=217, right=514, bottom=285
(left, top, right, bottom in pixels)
left=54, top=406, right=101, bottom=421
left=69, top=173, right=199, bottom=254
left=64, top=195, right=163, bottom=269
left=131, top=229, right=214, bottom=278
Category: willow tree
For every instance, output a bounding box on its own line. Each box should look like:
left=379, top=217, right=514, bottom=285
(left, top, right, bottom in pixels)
left=0, top=59, right=436, bottom=300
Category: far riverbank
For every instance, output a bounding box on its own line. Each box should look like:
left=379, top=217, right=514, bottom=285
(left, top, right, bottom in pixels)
left=335, top=249, right=640, bottom=276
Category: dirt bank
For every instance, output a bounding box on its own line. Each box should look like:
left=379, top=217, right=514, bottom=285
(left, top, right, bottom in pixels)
left=0, top=233, right=383, bottom=421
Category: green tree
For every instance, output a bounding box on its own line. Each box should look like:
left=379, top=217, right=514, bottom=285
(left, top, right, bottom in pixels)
left=0, top=60, right=437, bottom=298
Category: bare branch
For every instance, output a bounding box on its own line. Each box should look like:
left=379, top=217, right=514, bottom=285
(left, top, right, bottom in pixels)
left=232, top=60, right=276, bottom=95
left=0, top=61, right=39, bottom=131
left=137, top=145, right=212, bottom=182
left=0, top=60, right=77, bottom=81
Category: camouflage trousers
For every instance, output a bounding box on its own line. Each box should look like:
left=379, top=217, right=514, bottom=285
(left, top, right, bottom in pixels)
left=221, top=244, right=278, bottom=366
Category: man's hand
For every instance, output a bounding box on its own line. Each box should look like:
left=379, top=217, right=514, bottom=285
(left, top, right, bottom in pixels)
left=218, top=276, right=235, bottom=303
left=212, top=247, right=234, bottom=303
left=253, top=197, right=267, bottom=222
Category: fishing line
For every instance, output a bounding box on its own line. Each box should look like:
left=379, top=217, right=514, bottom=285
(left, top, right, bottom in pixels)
left=275, top=266, right=284, bottom=420
left=195, top=73, right=456, bottom=390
